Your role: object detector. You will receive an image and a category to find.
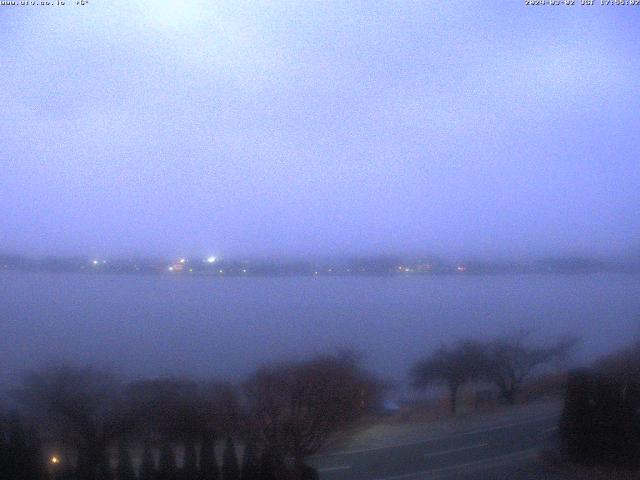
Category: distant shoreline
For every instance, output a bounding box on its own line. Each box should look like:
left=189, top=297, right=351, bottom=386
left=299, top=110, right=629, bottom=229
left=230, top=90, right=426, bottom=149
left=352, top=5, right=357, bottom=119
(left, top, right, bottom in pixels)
left=1, top=268, right=638, bottom=278
left=2, top=253, right=638, bottom=277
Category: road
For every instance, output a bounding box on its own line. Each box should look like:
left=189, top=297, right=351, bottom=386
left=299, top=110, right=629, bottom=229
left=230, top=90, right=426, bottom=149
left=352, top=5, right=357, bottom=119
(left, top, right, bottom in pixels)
left=309, top=411, right=560, bottom=480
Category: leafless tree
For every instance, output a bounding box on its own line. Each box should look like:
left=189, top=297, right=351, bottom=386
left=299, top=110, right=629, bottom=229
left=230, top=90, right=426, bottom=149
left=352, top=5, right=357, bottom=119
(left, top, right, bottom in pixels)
left=126, top=377, right=237, bottom=436
left=411, top=340, right=486, bottom=414
left=481, top=332, right=578, bottom=404
left=125, top=378, right=203, bottom=441
left=597, top=340, right=640, bottom=382
left=13, top=364, right=128, bottom=480
left=243, top=351, right=381, bottom=470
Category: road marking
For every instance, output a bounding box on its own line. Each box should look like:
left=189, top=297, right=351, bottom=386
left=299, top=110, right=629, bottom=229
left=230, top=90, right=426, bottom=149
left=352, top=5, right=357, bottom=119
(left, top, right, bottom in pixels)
left=317, top=465, right=351, bottom=472
left=458, top=415, right=557, bottom=437
left=311, top=414, right=557, bottom=458
left=424, top=447, right=540, bottom=480
left=424, top=442, right=488, bottom=458
left=370, top=447, right=540, bottom=480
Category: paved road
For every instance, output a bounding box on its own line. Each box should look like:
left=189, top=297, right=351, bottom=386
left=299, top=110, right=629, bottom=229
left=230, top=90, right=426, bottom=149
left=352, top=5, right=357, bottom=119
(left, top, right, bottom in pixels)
left=309, top=412, right=559, bottom=480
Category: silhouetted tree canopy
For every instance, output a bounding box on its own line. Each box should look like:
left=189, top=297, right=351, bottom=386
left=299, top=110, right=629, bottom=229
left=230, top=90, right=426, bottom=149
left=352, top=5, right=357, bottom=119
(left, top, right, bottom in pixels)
left=13, top=365, right=128, bottom=480
left=597, top=340, right=640, bottom=382
left=560, top=369, right=640, bottom=466
left=116, top=440, right=136, bottom=480
left=240, top=439, right=259, bottom=480
left=258, top=447, right=281, bottom=480
left=412, top=334, right=578, bottom=409
left=198, top=428, right=219, bottom=480
left=411, top=340, right=486, bottom=413
left=243, top=351, right=381, bottom=462
left=182, top=439, right=198, bottom=480
left=0, top=415, right=47, bottom=480
left=125, top=379, right=238, bottom=442
left=96, top=448, right=114, bottom=480
left=222, top=437, right=239, bottom=480
left=481, top=333, right=578, bottom=404
left=157, top=439, right=177, bottom=480
left=139, top=440, right=157, bottom=480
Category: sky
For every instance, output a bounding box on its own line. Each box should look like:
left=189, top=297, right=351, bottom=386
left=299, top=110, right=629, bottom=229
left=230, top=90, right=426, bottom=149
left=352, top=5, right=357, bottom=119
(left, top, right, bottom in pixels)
left=1, top=1, right=639, bottom=259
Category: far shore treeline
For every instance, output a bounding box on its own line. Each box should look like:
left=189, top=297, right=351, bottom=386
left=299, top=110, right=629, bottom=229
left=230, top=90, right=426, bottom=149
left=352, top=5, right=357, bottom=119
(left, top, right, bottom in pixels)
left=1, top=253, right=638, bottom=277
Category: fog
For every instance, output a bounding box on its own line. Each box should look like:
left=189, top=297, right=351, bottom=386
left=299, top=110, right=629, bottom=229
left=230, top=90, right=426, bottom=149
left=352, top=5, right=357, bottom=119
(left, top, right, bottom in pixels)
left=1, top=2, right=639, bottom=259
left=1, top=272, right=639, bottom=393
left=3, top=7, right=640, bottom=480
left=1, top=0, right=640, bottom=402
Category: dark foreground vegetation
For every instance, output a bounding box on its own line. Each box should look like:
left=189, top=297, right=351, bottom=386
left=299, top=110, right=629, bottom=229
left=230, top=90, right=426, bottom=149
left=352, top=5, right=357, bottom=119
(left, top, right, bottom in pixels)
left=0, top=352, right=380, bottom=480
left=559, top=341, right=640, bottom=469
left=3, top=335, right=640, bottom=479
left=410, top=331, right=578, bottom=413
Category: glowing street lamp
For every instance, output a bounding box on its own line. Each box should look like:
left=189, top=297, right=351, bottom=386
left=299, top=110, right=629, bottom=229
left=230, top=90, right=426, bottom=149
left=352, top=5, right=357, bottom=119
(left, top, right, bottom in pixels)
left=207, top=256, right=217, bottom=264
left=50, top=456, right=60, bottom=465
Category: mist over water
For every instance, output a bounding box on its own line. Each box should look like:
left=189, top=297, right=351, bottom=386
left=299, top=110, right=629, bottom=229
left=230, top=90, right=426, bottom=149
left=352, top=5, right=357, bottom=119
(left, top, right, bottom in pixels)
left=2, top=271, right=638, bottom=390
left=2, top=3, right=640, bottom=260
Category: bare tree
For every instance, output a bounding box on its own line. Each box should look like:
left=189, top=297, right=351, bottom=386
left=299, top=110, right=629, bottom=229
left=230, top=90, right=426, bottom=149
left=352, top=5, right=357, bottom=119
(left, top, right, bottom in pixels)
left=243, top=352, right=381, bottom=471
left=198, top=426, right=219, bottom=480
left=125, top=378, right=237, bottom=480
left=240, top=439, right=259, bottom=480
left=0, top=415, right=47, bottom=480
left=222, top=436, right=239, bottom=480
left=411, top=340, right=486, bottom=414
left=481, top=332, right=578, bottom=404
left=139, top=440, right=157, bottom=480
left=597, top=340, right=640, bottom=383
left=13, top=365, right=128, bottom=480
left=125, top=378, right=203, bottom=442
left=115, top=439, right=136, bottom=480
left=201, top=381, right=240, bottom=438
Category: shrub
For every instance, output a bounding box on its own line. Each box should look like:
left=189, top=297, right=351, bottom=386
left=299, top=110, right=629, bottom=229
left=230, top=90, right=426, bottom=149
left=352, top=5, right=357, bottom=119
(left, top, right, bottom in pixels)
left=560, top=369, right=640, bottom=467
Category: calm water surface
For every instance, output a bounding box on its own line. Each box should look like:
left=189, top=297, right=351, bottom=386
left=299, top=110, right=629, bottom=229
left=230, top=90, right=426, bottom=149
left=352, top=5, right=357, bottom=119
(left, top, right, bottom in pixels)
left=1, top=272, right=639, bottom=388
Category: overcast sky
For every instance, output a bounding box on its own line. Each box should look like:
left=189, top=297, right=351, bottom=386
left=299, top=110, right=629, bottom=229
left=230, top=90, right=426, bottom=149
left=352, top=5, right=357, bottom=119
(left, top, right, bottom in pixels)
left=1, top=1, right=639, bottom=259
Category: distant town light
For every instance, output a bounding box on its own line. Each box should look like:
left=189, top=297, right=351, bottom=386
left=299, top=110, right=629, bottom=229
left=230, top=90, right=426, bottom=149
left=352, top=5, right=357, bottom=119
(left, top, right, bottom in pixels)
left=50, top=456, right=60, bottom=464
left=218, top=269, right=224, bottom=274
left=168, top=266, right=174, bottom=271
left=242, top=269, right=247, bottom=273
left=179, top=258, right=186, bottom=264
left=457, top=265, right=467, bottom=272
left=207, top=256, right=217, bottom=263
left=92, top=260, right=99, bottom=265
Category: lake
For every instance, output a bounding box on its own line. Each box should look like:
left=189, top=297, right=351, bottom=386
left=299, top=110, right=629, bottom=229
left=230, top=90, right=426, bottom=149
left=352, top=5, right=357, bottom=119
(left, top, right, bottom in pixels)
left=1, top=272, right=639, bottom=390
